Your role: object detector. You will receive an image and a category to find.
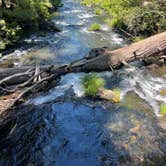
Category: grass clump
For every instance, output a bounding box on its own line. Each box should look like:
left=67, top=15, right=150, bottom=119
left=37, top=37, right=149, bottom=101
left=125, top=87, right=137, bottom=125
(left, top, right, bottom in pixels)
left=88, top=23, right=101, bottom=31
left=94, top=8, right=103, bottom=15
left=82, top=74, right=121, bottom=103
left=160, top=104, right=166, bottom=115
left=133, top=36, right=145, bottom=42
left=82, top=74, right=105, bottom=96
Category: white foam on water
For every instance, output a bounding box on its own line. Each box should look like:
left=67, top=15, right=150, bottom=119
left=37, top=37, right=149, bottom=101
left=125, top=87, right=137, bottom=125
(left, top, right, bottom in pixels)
left=64, top=9, right=82, bottom=14
left=76, top=19, right=88, bottom=25
left=120, top=67, right=166, bottom=116
left=56, top=21, right=70, bottom=26
left=81, top=27, right=91, bottom=33
left=101, top=24, right=110, bottom=31
left=78, top=13, right=95, bottom=19
left=111, top=34, right=123, bottom=44
left=28, top=73, right=85, bottom=105
left=28, top=66, right=165, bottom=116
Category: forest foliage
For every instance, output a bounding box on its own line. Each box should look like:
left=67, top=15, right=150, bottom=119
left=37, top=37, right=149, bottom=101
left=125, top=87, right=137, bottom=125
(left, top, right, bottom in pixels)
left=0, top=0, right=60, bottom=50
left=82, top=0, right=166, bottom=38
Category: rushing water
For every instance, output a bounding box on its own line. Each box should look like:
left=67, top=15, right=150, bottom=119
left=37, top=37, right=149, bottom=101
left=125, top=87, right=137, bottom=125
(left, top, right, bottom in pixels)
left=29, top=66, right=166, bottom=116
left=0, top=0, right=124, bottom=67
left=0, top=0, right=166, bottom=165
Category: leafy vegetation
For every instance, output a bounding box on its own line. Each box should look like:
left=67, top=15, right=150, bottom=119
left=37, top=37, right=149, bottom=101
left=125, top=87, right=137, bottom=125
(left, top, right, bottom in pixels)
left=82, top=74, right=121, bottom=103
left=82, top=0, right=166, bottom=37
left=0, top=0, right=61, bottom=50
left=88, top=23, right=101, bottom=31
left=82, top=74, right=105, bottom=96
left=160, top=104, right=166, bottom=115
left=94, top=8, right=102, bottom=15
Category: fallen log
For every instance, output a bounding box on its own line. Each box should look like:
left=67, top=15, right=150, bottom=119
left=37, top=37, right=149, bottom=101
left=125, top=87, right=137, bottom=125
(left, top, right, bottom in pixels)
left=1, top=31, right=166, bottom=79
left=6, top=74, right=55, bottom=111
left=0, top=31, right=166, bottom=94
left=0, top=32, right=166, bottom=111
left=81, top=31, right=166, bottom=71
left=0, top=69, right=33, bottom=86
left=0, top=65, right=56, bottom=85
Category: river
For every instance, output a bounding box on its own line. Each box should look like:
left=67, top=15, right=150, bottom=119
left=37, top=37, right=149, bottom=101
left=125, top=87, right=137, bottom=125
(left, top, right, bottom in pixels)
left=0, top=0, right=166, bottom=165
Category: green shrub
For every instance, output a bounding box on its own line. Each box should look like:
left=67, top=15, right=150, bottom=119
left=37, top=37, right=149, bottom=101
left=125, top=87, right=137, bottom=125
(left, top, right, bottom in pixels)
left=126, top=6, right=166, bottom=36
left=0, top=0, right=61, bottom=50
left=82, top=74, right=105, bottom=96
left=51, top=0, right=61, bottom=6
left=0, top=19, right=21, bottom=50
left=88, top=23, right=101, bottom=31
left=82, top=0, right=166, bottom=37
left=160, top=104, right=166, bottom=115
left=0, top=41, right=6, bottom=50
left=94, top=8, right=102, bottom=15
left=105, top=17, right=125, bottom=29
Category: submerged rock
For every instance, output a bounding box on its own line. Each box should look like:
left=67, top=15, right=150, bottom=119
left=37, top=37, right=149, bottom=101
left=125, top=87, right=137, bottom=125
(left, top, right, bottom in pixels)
left=0, top=99, right=165, bottom=166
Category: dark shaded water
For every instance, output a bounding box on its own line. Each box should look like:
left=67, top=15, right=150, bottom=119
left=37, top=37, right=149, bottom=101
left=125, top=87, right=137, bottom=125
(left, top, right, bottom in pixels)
left=0, top=0, right=166, bottom=165
left=0, top=100, right=166, bottom=166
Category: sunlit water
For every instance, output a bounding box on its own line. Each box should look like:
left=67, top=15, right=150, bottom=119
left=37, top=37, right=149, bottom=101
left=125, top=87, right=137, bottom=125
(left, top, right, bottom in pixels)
left=0, top=0, right=124, bottom=67
left=0, top=0, right=166, bottom=165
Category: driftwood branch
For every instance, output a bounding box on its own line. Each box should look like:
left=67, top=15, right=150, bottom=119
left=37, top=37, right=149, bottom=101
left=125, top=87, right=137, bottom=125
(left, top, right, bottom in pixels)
left=0, top=69, right=33, bottom=86
left=3, top=74, right=55, bottom=111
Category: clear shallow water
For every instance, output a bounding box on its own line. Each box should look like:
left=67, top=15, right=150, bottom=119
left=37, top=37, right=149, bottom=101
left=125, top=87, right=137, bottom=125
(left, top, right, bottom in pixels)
left=120, top=67, right=166, bottom=116
left=0, top=0, right=166, bottom=165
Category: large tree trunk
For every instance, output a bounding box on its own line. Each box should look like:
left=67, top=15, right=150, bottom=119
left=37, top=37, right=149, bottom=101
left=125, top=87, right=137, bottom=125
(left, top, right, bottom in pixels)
left=81, top=31, right=166, bottom=71
left=0, top=32, right=166, bottom=112
left=0, top=32, right=166, bottom=85
left=0, top=32, right=166, bottom=76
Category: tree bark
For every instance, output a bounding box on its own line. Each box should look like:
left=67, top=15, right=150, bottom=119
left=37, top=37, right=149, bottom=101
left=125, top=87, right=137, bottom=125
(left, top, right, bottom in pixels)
left=81, top=31, right=166, bottom=71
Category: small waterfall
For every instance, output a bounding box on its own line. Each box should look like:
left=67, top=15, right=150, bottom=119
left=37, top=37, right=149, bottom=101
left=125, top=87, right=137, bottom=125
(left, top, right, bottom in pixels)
left=29, top=73, right=85, bottom=105
left=121, top=67, right=166, bottom=116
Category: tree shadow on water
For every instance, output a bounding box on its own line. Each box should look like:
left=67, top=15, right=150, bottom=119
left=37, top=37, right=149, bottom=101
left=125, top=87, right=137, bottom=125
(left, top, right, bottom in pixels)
left=0, top=99, right=165, bottom=166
